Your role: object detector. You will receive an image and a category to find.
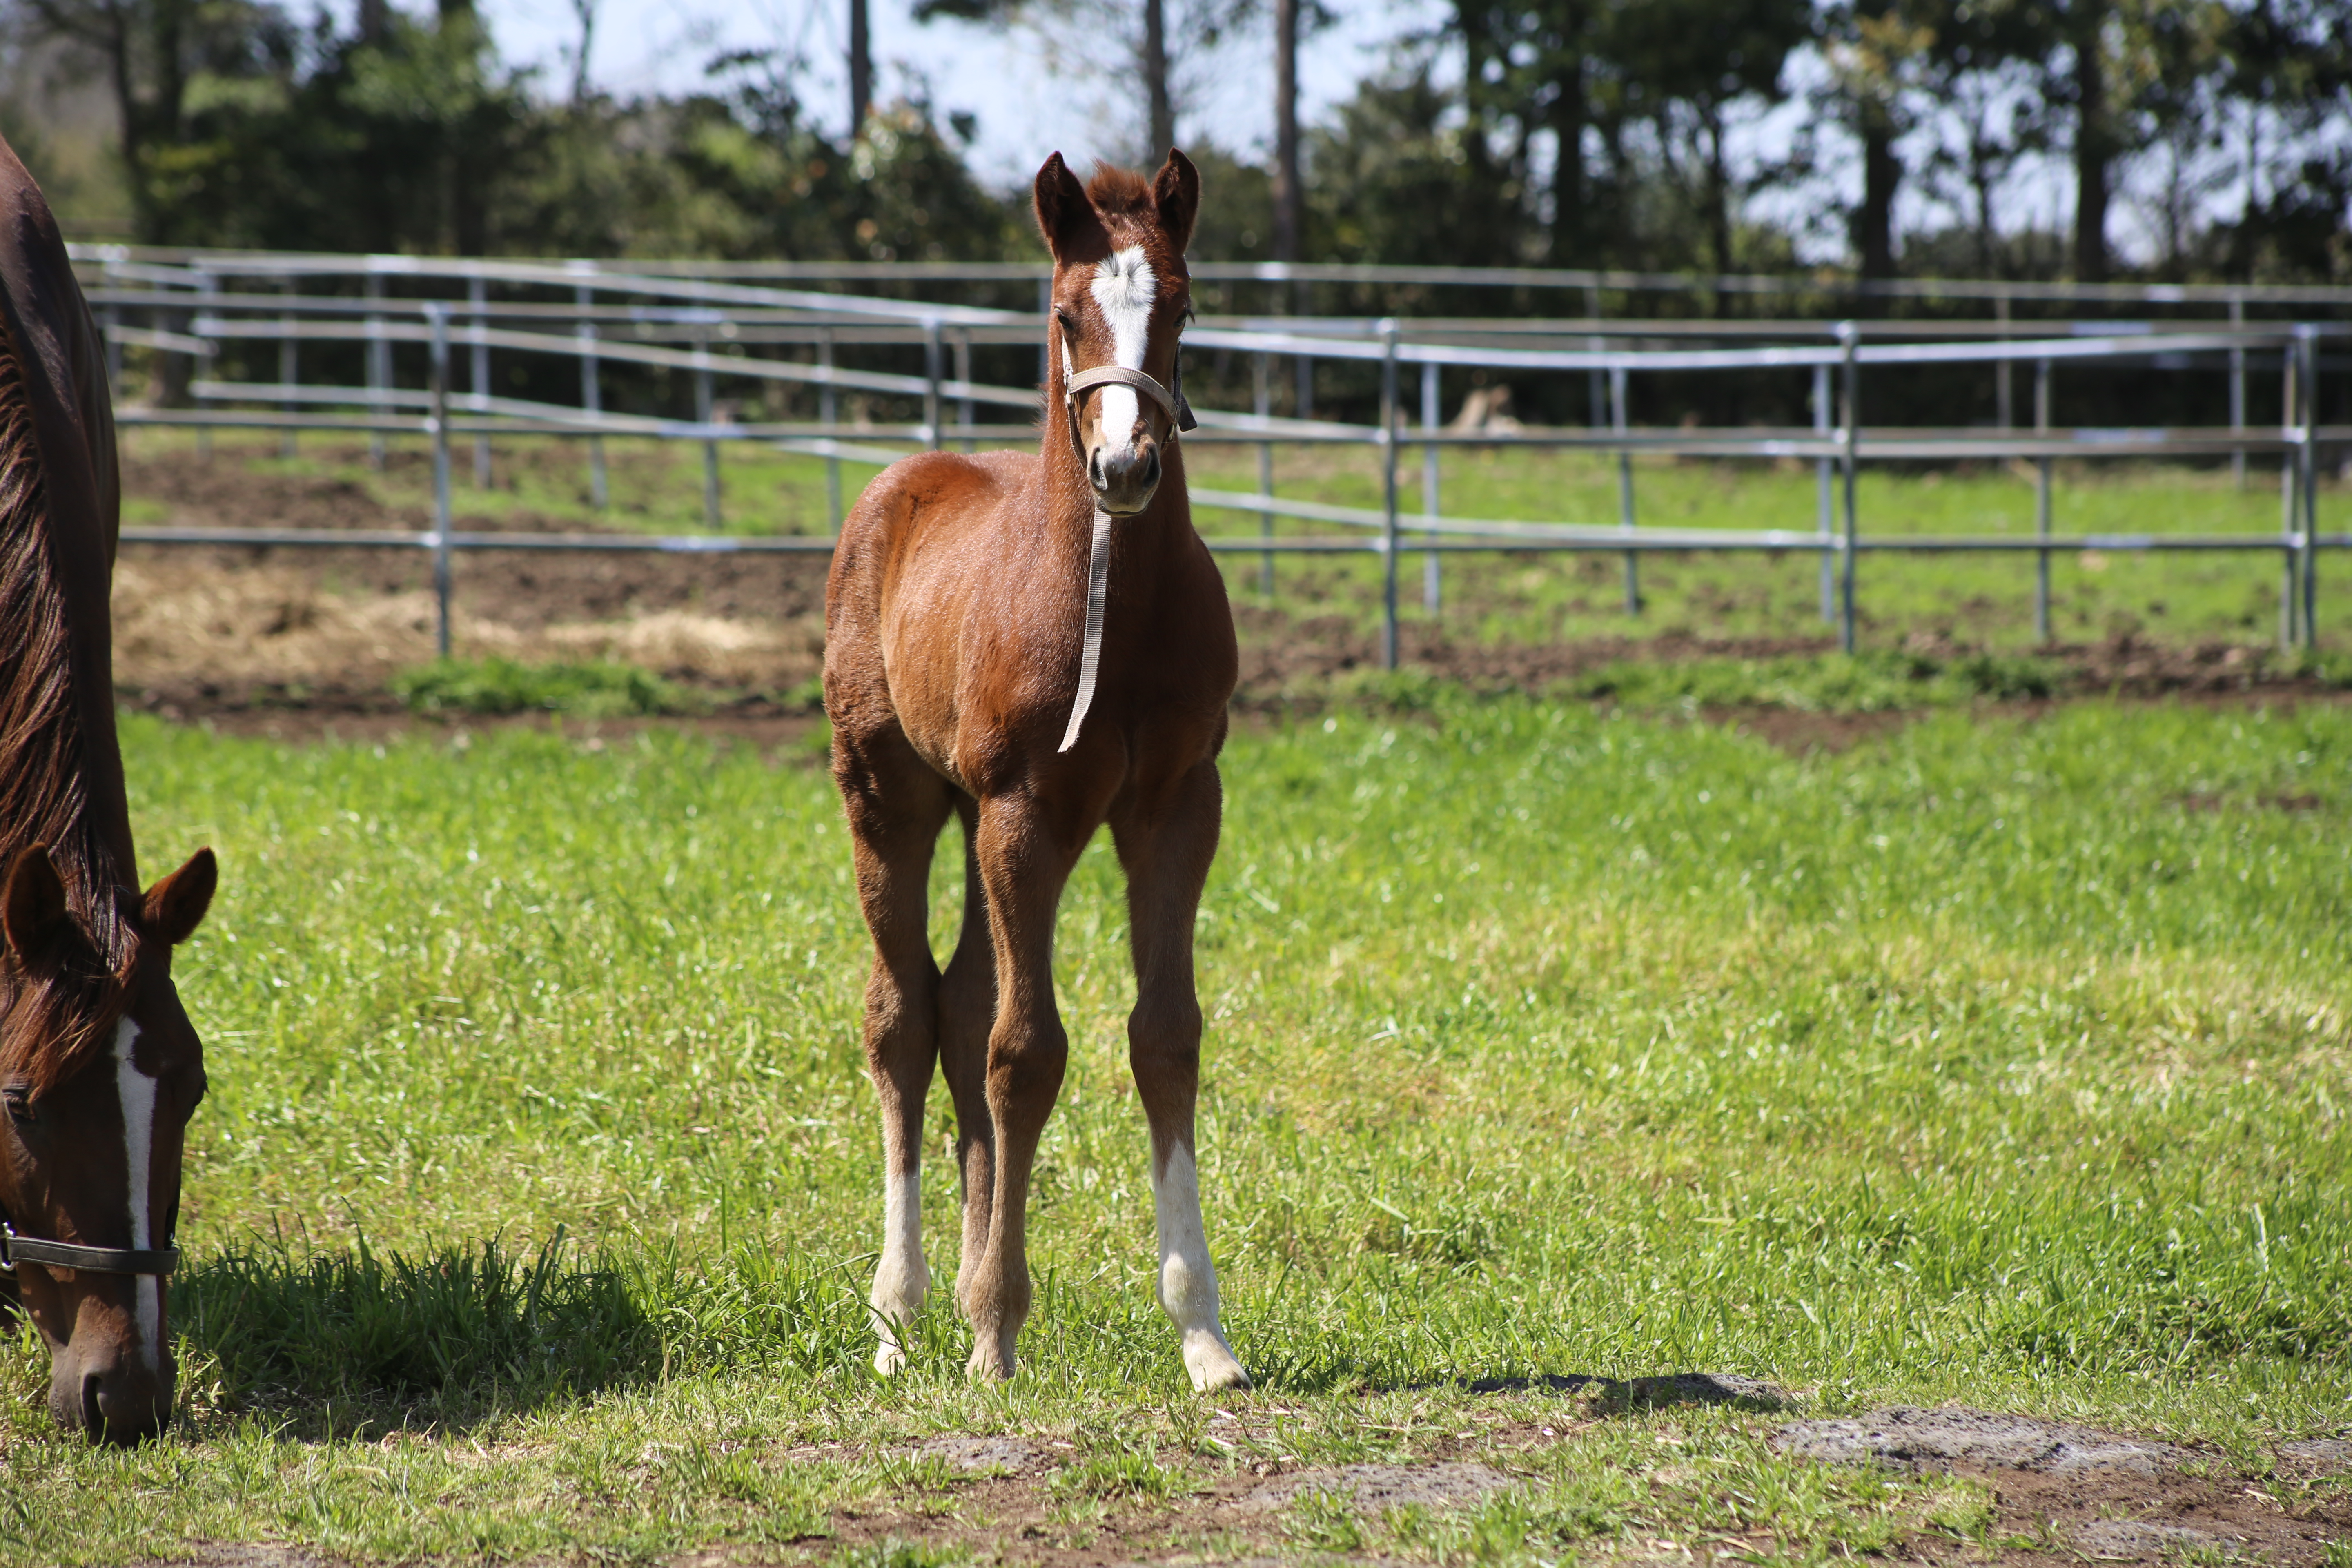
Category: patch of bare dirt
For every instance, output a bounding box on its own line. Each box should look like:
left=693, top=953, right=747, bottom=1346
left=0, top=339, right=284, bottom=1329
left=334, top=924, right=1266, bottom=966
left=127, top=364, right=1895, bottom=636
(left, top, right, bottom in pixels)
left=1776, top=1407, right=2352, bottom=1566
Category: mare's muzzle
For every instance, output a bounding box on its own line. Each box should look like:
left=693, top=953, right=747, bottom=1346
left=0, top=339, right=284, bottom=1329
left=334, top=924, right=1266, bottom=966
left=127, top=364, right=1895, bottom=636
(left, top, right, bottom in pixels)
left=4, top=1226, right=180, bottom=1445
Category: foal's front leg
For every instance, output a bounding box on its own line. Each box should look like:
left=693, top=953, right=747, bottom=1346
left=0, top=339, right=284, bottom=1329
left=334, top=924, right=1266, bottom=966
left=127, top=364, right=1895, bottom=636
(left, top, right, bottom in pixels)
left=837, top=735, right=951, bottom=1375
left=962, top=791, right=1085, bottom=1380
left=1114, top=761, right=1250, bottom=1392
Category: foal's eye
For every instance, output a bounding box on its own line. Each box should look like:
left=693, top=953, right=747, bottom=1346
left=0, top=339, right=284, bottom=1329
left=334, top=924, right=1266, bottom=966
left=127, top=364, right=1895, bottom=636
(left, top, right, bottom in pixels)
left=1054, top=310, right=1076, bottom=334
left=2, top=1087, right=32, bottom=1127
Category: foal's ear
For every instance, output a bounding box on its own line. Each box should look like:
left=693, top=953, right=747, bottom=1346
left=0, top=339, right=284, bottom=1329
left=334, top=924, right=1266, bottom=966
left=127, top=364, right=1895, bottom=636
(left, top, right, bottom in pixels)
left=1152, top=148, right=1200, bottom=254
left=2, top=846, right=72, bottom=972
left=143, top=848, right=217, bottom=947
left=1033, top=151, right=1107, bottom=263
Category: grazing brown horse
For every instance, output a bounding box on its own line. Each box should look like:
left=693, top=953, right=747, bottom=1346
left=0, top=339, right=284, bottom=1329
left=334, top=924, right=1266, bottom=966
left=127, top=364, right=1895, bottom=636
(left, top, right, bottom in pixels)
left=824, top=149, right=1247, bottom=1390
left=0, top=133, right=218, bottom=1444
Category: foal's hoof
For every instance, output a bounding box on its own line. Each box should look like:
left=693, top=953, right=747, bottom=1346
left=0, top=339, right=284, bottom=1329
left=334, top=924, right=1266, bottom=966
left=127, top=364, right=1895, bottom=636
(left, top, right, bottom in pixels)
left=966, top=1327, right=1018, bottom=1382
left=1183, top=1331, right=1251, bottom=1393
left=874, top=1340, right=907, bottom=1376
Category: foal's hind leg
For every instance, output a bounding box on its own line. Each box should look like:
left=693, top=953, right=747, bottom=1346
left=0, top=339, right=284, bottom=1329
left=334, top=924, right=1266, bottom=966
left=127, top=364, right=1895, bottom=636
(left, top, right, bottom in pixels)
left=935, top=796, right=1000, bottom=1319
left=1112, top=760, right=1250, bottom=1392
left=835, top=724, right=953, bottom=1374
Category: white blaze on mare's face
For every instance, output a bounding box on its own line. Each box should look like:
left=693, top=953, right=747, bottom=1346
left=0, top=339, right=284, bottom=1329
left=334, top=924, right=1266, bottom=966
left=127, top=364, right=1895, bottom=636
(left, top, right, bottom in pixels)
left=1088, top=246, right=1157, bottom=454
left=868, top=1169, right=927, bottom=1374
left=1150, top=1140, right=1247, bottom=1391
left=111, top=1018, right=160, bottom=1374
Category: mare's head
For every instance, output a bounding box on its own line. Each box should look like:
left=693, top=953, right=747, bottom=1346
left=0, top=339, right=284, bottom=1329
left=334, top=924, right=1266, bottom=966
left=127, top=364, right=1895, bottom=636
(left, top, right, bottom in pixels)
left=1034, top=149, right=1200, bottom=515
left=0, top=843, right=216, bottom=1444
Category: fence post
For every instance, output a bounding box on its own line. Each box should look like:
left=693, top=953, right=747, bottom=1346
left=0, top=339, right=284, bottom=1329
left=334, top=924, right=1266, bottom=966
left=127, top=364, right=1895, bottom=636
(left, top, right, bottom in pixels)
left=694, top=328, right=721, bottom=527
left=1995, top=291, right=2013, bottom=431
left=366, top=271, right=387, bottom=471
left=2282, top=345, right=2299, bottom=650
left=1839, top=320, right=1860, bottom=656
left=820, top=327, right=842, bottom=529
left=924, top=317, right=944, bottom=451
left=1815, top=360, right=1833, bottom=623
left=954, top=327, right=974, bottom=452
left=576, top=283, right=606, bottom=510
left=427, top=303, right=453, bottom=659
left=469, top=275, right=492, bottom=488
left=1613, top=362, right=1638, bottom=615
left=1254, top=350, right=1274, bottom=597
left=1379, top=318, right=1401, bottom=671
left=278, top=279, right=298, bottom=459
left=2230, top=294, right=2247, bottom=490
left=1421, top=359, right=1441, bottom=614
left=2299, top=325, right=2319, bottom=648
left=1586, top=283, right=1606, bottom=432
left=1036, top=274, right=1052, bottom=391
left=193, top=269, right=214, bottom=460
left=2035, top=357, right=2053, bottom=645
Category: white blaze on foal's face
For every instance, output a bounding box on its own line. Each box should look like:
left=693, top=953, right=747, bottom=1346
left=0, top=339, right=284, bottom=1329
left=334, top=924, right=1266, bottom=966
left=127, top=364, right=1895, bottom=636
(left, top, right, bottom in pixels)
left=111, top=1018, right=162, bottom=1374
left=1088, top=245, right=1158, bottom=454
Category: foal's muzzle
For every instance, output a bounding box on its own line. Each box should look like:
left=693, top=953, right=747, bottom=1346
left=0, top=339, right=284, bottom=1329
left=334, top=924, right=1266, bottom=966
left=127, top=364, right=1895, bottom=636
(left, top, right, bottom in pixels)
left=1089, top=441, right=1162, bottom=514
left=1065, top=363, right=1194, bottom=516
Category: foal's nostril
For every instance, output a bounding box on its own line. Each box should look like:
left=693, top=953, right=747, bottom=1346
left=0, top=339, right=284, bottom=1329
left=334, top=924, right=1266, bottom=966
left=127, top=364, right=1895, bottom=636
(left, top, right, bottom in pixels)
left=1140, top=448, right=1161, bottom=489
left=80, top=1373, right=104, bottom=1438
left=1088, top=450, right=1105, bottom=489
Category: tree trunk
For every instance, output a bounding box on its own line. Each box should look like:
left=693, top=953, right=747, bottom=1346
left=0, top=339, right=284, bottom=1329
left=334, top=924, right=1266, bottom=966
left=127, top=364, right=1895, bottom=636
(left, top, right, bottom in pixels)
left=1703, top=105, right=1733, bottom=314
left=1853, top=120, right=1898, bottom=281
left=848, top=0, right=871, bottom=137
left=1143, top=0, right=1172, bottom=159
left=2071, top=0, right=2110, bottom=283
left=1547, top=29, right=1587, bottom=262
left=1271, top=0, right=1300, bottom=261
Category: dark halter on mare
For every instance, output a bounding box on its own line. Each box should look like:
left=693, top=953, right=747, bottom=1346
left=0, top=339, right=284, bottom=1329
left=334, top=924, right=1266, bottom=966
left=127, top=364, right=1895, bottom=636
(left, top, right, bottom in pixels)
left=0, top=1216, right=179, bottom=1277
left=1055, top=354, right=1196, bottom=755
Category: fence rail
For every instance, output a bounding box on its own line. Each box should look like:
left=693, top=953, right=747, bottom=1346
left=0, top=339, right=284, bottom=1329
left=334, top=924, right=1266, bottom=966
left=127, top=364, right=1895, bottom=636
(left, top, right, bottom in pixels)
left=80, top=248, right=2348, bottom=667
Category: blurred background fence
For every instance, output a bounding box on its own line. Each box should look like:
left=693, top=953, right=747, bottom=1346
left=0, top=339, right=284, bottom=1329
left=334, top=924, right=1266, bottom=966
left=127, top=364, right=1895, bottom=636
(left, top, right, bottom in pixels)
left=77, top=246, right=2351, bottom=668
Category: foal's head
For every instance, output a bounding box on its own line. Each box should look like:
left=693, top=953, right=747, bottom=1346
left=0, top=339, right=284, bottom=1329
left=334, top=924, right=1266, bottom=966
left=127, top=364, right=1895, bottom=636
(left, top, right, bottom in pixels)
left=1034, top=149, right=1200, bottom=516
left=1, top=843, right=216, bottom=1444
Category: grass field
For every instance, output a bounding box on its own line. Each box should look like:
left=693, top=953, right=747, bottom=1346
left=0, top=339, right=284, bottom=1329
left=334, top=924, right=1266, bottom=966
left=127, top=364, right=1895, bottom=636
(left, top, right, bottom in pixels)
left=1, top=693, right=2346, bottom=1563
left=118, top=428, right=2352, bottom=654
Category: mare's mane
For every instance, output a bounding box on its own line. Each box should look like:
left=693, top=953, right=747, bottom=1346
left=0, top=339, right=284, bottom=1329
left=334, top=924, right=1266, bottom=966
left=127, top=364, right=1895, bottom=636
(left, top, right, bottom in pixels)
left=0, top=326, right=132, bottom=1095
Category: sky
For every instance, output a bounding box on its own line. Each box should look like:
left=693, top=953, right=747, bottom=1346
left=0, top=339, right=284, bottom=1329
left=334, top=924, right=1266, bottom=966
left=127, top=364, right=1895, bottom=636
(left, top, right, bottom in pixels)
left=471, top=0, right=1452, bottom=185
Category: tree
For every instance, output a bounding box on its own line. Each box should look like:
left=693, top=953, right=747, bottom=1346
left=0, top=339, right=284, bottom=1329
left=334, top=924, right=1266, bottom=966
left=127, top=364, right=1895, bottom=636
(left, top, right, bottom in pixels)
left=849, top=0, right=870, bottom=133
left=1820, top=0, right=1936, bottom=282
left=910, top=0, right=1247, bottom=164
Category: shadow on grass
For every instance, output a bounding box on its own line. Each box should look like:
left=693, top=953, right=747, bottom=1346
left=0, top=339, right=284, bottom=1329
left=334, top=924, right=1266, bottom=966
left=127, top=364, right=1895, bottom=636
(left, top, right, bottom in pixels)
left=173, top=1230, right=874, bottom=1436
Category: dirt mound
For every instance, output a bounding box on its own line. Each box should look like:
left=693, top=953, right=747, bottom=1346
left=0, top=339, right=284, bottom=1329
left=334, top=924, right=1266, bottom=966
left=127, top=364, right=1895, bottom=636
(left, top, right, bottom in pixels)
left=1774, top=1406, right=2184, bottom=1475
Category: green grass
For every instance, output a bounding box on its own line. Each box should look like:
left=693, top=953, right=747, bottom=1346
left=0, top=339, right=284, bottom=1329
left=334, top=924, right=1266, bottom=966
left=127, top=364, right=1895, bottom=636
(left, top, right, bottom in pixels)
left=392, top=657, right=708, bottom=717
left=1, top=697, right=2347, bottom=1561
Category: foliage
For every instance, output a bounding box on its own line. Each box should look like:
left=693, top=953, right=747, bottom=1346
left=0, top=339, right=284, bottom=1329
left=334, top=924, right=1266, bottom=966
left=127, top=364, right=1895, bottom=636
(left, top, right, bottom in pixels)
left=391, top=657, right=705, bottom=717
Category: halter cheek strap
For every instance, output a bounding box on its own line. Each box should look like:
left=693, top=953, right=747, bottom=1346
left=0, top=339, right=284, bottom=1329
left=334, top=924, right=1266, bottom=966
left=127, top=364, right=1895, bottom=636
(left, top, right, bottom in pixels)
left=1055, top=354, right=1196, bottom=756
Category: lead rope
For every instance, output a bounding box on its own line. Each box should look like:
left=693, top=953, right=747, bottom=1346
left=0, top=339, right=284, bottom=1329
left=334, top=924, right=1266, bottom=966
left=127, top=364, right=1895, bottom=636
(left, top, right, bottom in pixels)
left=1054, top=346, right=1195, bottom=755
left=1057, top=504, right=1116, bottom=754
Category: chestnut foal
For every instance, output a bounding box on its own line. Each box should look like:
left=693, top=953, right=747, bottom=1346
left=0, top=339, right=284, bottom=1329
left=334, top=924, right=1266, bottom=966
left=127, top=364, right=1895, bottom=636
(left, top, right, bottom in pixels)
left=0, top=133, right=219, bottom=1444
left=824, top=150, right=1247, bottom=1390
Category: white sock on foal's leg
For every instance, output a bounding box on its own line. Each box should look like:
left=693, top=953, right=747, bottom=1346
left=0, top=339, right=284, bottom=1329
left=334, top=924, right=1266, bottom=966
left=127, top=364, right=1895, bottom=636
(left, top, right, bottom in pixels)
left=869, top=1167, right=928, bottom=1374
left=1150, top=1142, right=1250, bottom=1392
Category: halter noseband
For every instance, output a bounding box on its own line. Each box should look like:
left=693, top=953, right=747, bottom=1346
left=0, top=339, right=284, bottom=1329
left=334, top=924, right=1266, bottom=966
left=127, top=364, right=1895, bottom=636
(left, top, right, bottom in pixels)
left=0, top=1221, right=179, bottom=1276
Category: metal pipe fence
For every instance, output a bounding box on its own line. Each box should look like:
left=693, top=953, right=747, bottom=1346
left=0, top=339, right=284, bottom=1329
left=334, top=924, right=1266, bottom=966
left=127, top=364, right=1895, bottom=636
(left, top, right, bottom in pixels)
left=71, top=246, right=2351, bottom=668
